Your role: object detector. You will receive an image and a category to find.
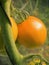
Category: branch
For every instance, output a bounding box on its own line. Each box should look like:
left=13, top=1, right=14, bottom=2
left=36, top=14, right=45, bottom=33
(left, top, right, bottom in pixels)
left=0, top=0, right=11, bottom=17
left=0, top=4, right=23, bottom=65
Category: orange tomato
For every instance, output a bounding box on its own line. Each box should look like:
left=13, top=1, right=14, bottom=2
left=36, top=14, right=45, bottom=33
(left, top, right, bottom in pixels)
left=17, top=16, right=47, bottom=48
left=10, top=17, right=18, bottom=41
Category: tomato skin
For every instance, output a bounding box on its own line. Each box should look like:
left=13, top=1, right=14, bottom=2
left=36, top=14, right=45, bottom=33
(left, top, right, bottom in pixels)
left=17, top=16, right=47, bottom=48
left=10, top=17, right=18, bottom=41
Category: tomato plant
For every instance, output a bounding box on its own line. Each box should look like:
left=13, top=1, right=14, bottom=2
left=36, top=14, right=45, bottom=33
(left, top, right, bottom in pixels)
left=0, top=17, right=18, bottom=50
left=17, top=16, right=47, bottom=48
left=0, top=0, right=49, bottom=65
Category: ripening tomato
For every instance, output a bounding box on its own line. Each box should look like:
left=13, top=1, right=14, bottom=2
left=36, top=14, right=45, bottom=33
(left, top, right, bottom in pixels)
left=10, top=17, right=18, bottom=41
left=17, top=16, right=47, bottom=48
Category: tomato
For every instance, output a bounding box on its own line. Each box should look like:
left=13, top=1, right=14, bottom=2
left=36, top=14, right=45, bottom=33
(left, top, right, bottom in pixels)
left=17, top=16, right=47, bottom=48
left=10, top=17, right=18, bottom=41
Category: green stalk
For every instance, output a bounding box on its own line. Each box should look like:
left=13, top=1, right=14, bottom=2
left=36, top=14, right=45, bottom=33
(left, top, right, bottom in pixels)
left=0, top=5, right=23, bottom=65
left=0, top=0, right=23, bottom=65
left=33, top=0, right=39, bottom=14
left=0, top=0, right=11, bottom=17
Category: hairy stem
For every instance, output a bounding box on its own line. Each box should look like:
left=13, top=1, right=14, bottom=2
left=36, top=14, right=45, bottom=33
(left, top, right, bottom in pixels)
left=0, top=0, right=11, bottom=17
left=0, top=0, right=23, bottom=65
left=0, top=5, right=23, bottom=65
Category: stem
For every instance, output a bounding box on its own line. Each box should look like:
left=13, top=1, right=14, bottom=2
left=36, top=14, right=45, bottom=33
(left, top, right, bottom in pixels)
left=23, top=53, right=34, bottom=61
left=22, top=10, right=29, bottom=18
left=29, top=0, right=33, bottom=15
left=33, top=0, right=39, bottom=14
left=20, top=1, right=28, bottom=11
left=0, top=0, right=11, bottom=17
left=11, top=5, right=25, bottom=21
left=0, top=2, right=23, bottom=65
